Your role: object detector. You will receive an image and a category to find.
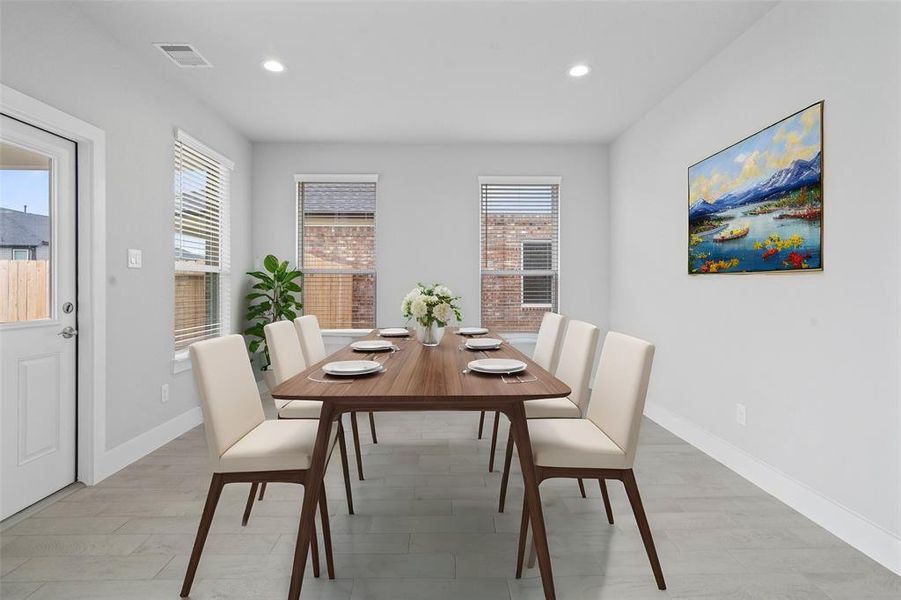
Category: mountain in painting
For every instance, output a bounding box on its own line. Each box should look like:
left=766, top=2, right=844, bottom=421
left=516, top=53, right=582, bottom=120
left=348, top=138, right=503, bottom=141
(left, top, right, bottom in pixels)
left=689, top=152, right=821, bottom=221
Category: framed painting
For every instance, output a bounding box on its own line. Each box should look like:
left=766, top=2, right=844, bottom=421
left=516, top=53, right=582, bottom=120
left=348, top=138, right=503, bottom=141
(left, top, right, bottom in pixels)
left=688, top=102, right=823, bottom=274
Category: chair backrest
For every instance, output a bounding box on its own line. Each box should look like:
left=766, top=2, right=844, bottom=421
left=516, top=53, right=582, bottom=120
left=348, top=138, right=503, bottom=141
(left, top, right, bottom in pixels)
left=532, top=312, right=567, bottom=373
left=295, top=315, right=327, bottom=365
left=586, top=332, right=655, bottom=467
left=265, top=319, right=307, bottom=386
left=553, top=319, right=599, bottom=413
left=190, top=335, right=265, bottom=469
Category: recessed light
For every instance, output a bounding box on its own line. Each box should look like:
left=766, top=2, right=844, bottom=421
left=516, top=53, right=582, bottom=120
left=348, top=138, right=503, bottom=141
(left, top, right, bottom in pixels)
left=568, top=64, right=590, bottom=78
left=262, top=59, right=285, bottom=73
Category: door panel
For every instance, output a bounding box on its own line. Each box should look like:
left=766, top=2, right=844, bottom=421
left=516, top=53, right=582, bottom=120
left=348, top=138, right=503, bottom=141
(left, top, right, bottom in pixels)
left=1, top=115, right=77, bottom=519
left=18, top=353, right=61, bottom=463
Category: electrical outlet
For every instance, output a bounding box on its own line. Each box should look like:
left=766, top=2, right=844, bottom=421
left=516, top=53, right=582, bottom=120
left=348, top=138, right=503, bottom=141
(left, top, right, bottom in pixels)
left=735, top=403, right=747, bottom=426
left=161, top=383, right=169, bottom=404
left=127, top=248, right=143, bottom=269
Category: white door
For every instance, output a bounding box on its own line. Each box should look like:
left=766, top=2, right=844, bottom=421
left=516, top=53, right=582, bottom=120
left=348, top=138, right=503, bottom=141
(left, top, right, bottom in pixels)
left=0, top=115, right=77, bottom=519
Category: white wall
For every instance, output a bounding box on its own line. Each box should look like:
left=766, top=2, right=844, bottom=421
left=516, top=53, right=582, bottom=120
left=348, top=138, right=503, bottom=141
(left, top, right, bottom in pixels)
left=1, top=3, right=253, bottom=453
left=252, top=142, right=609, bottom=343
left=609, top=1, right=901, bottom=572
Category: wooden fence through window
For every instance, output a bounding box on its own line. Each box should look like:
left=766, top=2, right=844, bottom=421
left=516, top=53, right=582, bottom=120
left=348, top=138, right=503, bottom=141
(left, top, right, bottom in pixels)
left=0, top=260, right=50, bottom=322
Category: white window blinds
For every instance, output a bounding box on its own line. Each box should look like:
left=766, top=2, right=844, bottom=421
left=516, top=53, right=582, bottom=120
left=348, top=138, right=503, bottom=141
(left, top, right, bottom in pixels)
left=297, top=177, right=377, bottom=329
left=174, top=131, right=232, bottom=351
left=480, top=180, right=559, bottom=332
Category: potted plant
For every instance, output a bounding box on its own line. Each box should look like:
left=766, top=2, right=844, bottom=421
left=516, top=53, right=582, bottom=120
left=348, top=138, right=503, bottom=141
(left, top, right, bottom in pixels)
left=401, top=283, right=462, bottom=346
left=244, top=254, right=303, bottom=389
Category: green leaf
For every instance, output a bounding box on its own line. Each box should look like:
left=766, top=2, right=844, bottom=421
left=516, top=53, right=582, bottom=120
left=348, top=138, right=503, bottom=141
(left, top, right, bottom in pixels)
left=263, top=255, right=279, bottom=273
left=248, top=339, right=261, bottom=353
left=244, top=324, right=265, bottom=337
left=283, top=281, right=301, bottom=292
left=245, top=270, right=272, bottom=282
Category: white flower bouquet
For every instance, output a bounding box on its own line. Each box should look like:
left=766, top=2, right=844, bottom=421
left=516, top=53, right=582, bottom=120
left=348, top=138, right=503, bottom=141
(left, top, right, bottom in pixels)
left=401, top=283, right=462, bottom=346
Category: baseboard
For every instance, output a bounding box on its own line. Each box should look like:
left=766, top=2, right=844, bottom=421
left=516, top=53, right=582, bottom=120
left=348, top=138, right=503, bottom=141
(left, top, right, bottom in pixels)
left=94, top=407, right=203, bottom=482
left=644, top=401, right=901, bottom=576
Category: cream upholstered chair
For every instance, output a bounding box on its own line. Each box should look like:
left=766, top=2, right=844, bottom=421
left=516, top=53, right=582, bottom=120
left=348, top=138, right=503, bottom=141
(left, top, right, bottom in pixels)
left=531, top=312, right=568, bottom=373
left=479, top=312, right=568, bottom=471
left=241, top=320, right=354, bottom=518
left=295, top=315, right=376, bottom=480
left=497, top=319, right=601, bottom=512
left=181, top=335, right=337, bottom=598
left=515, top=332, right=665, bottom=590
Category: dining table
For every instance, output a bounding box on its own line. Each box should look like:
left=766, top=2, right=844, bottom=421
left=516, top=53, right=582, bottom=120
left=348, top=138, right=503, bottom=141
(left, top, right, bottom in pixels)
left=272, top=327, right=571, bottom=600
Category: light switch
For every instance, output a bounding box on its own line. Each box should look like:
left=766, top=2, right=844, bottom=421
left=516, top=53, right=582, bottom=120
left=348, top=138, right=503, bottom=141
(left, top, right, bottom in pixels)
left=127, top=248, right=143, bottom=269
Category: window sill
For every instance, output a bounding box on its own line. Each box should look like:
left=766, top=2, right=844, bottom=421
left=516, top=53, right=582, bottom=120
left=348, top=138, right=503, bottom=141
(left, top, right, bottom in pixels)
left=172, top=351, right=192, bottom=374
left=520, top=304, right=553, bottom=309
left=320, top=329, right=374, bottom=337
left=499, top=332, right=539, bottom=344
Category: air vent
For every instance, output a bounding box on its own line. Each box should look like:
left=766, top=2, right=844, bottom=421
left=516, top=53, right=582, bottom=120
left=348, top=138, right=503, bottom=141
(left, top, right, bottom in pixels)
left=154, top=43, right=212, bottom=68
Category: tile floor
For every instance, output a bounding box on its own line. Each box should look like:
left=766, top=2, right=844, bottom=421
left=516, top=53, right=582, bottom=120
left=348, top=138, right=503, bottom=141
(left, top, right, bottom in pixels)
left=1, top=398, right=899, bottom=599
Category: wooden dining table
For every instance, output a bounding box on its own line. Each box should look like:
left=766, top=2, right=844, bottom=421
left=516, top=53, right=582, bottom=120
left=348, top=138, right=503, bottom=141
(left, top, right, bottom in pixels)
left=272, top=327, right=571, bottom=600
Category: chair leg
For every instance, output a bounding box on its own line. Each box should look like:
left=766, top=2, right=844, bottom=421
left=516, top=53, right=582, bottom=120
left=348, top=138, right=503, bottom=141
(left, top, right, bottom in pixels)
left=577, top=478, right=586, bottom=498
left=310, top=518, right=320, bottom=578
left=498, top=428, right=515, bottom=513
left=180, top=473, right=224, bottom=598
left=368, top=412, right=378, bottom=444
left=318, top=487, right=335, bottom=580
left=526, top=526, right=538, bottom=569
left=258, top=482, right=267, bottom=501
left=350, top=412, right=364, bottom=480
left=477, top=411, right=485, bottom=439
left=241, top=482, right=258, bottom=526
left=337, top=422, right=354, bottom=515
left=488, top=411, right=500, bottom=472
left=599, top=479, right=614, bottom=524
left=622, top=469, right=666, bottom=590
left=515, top=493, right=530, bottom=578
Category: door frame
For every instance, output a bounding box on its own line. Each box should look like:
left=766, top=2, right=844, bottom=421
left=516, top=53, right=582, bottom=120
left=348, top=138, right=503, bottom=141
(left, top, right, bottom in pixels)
left=2, top=84, right=106, bottom=485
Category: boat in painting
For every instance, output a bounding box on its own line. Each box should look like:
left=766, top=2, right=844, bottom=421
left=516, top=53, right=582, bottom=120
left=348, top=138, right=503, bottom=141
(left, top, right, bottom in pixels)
left=713, top=223, right=750, bottom=242
left=773, top=205, right=822, bottom=220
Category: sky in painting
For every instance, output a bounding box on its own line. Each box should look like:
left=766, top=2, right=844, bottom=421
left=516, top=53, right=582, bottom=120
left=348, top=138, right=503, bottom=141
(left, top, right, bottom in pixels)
left=689, top=104, right=821, bottom=205
left=0, top=170, right=50, bottom=215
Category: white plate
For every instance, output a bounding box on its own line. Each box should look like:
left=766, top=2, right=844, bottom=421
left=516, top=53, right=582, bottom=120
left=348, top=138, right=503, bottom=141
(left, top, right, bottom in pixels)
left=467, top=358, right=527, bottom=374
left=379, top=328, right=410, bottom=337
left=322, top=360, right=382, bottom=376
left=458, top=327, right=489, bottom=336
left=351, top=340, right=396, bottom=352
left=465, top=338, right=503, bottom=350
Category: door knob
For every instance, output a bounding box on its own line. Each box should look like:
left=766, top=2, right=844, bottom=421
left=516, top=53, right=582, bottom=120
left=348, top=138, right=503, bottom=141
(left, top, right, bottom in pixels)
left=59, top=326, right=78, bottom=339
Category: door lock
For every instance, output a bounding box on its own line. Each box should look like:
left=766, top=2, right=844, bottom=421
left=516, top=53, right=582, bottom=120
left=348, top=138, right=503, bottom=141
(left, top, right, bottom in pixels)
left=59, top=326, right=78, bottom=339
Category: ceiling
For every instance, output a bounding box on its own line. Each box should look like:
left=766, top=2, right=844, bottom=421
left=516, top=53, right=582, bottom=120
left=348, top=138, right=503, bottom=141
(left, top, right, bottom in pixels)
left=76, top=1, right=775, bottom=143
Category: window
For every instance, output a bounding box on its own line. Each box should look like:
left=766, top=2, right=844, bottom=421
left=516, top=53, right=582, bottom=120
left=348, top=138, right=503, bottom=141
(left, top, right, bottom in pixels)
left=297, top=175, right=377, bottom=330
left=480, top=177, right=560, bottom=332
left=521, top=241, right=554, bottom=306
left=173, top=130, right=232, bottom=352
left=11, top=248, right=31, bottom=260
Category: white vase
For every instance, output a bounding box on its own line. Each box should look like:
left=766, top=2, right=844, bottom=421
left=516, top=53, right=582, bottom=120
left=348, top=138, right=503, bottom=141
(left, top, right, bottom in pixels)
left=415, top=322, right=445, bottom=347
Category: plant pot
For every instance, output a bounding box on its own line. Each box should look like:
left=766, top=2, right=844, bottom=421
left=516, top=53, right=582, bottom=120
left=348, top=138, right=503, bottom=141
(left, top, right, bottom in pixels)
left=262, top=367, right=278, bottom=392
left=415, top=322, right=446, bottom=347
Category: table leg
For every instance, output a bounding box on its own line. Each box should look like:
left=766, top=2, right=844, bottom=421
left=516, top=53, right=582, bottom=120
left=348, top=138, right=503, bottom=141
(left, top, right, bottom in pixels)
left=288, top=405, right=336, bottom=600
left=488, top=411, right=500, bottom=472
left=508, top=402, right=555, bottom=600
